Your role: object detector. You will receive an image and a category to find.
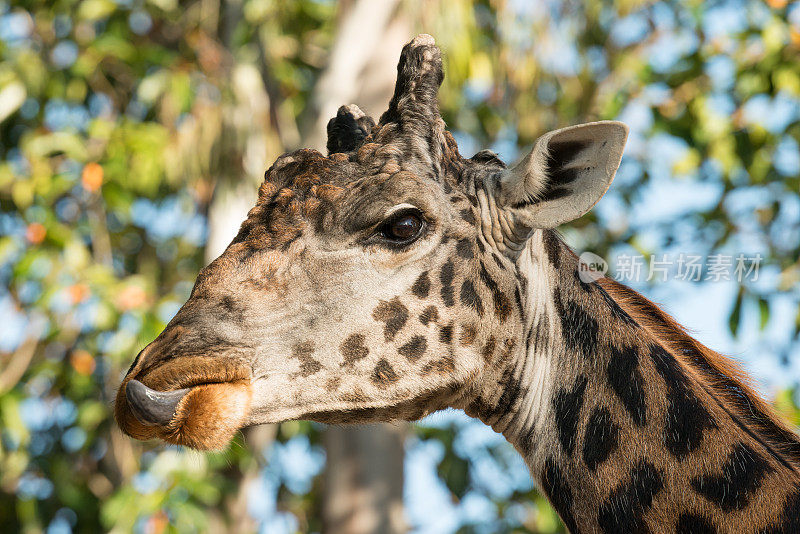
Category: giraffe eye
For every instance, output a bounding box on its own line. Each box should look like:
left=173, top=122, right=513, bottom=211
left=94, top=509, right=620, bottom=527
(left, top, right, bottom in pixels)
left=377, top=210, right=425, bottom=246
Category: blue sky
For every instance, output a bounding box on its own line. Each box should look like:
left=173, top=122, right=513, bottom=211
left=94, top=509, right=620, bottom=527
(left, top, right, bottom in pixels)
left=2, top=1, right=799, bottom=532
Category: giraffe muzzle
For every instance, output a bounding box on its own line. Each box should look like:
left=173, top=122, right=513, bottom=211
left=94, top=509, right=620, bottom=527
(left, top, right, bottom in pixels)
left=114, top=353, right=255, bottom=450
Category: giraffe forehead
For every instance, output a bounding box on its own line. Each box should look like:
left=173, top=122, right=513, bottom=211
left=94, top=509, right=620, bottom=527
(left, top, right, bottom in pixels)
left=232, top=152, right=355, bottom=250
left=261, top=144, right=451, bottom=197
left=245, top=167, right=471, bottom=253
left=257, top=149, right=351, bottom=204
left=260, top=150, right=446, bottom=209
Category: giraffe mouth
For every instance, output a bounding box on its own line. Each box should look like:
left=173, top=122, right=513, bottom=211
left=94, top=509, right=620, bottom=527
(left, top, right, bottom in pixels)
left=114, top=356, right=254, bottom=450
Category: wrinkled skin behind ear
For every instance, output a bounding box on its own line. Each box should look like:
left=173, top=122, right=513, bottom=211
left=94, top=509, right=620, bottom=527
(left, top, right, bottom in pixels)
left=490, top=121, right=628, bottom=250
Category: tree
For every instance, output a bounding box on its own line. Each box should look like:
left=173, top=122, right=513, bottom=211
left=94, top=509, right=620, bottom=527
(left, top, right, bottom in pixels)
left=1, top=0, right=798, bottom=532
left=302, top=3, right=409, bottom=533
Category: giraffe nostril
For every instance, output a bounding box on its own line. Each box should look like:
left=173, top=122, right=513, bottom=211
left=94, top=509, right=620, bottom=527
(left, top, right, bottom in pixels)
left=125, top=379, right=190, bottom=426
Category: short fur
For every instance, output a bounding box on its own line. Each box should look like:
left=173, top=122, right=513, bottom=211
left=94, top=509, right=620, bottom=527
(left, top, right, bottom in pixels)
left=115, top=35, right=800, bottom=532
left=598, top=275, right=800, bottom=470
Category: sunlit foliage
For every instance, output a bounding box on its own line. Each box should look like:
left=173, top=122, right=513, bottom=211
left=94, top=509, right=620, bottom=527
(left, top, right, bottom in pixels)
left=1, top=0, right=798, bottom=532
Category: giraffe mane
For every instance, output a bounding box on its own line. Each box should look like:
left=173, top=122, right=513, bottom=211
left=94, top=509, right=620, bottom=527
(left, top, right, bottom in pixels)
left=597, top=276, right=800, bottom=473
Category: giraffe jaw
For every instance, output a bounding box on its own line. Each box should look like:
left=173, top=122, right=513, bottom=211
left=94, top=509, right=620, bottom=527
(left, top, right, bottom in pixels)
left=243, top=374, right=467, bottom=427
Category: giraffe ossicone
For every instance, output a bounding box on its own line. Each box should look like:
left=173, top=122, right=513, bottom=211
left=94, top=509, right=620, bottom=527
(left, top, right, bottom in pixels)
left=116, top=34, right=800, bottom=532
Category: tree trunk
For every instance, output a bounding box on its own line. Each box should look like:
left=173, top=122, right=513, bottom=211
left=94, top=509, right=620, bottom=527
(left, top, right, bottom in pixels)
left=304, top=2, right=412, bottom=533
left=208, top=1, right=413, bottom=530
left=322, top=424, right=407, bottom=533
left=206, top=4, right=282, bottom=532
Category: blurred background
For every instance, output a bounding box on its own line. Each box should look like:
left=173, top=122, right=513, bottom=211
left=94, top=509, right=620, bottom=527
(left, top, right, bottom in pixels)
left=1, top=0, right=799, bottom=532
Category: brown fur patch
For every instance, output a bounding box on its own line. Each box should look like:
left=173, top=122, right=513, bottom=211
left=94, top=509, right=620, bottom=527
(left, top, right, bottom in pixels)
left=421, top=356, right=455, bottom=376
left=459, top=323, right=478, bottom=346
left=291, top=341, right=322, bottom=377
left=481, top=336, right=497, bottom=364
left=340, top=388, right=368, bottom=404
left=372, top=298, right=409, bottom=341
left=398, top=336, right=428, bottom=362
left=419, top=305, right=439, bottom=325
left=340, top=333, right=369, bottom=367
left=164, top=381, right=252, bottom=450
left=326, top=376, right=342, bottom=391
left=499, top=338, right=516, bottom=363
left=372, top=359, right=399, bottom=386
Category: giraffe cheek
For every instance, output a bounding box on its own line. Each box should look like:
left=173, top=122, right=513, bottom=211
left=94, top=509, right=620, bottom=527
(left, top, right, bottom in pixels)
left=162, top=381, right=253, bottom=451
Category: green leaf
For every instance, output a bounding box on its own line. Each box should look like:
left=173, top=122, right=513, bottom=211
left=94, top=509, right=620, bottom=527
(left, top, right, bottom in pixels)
left=437, top=446, right=470, bottom=499
left=758, top=298, right=770, bottom=331
left=729, top=286, right=744, bottom=337
left=78, top=0, right=117, bottom=21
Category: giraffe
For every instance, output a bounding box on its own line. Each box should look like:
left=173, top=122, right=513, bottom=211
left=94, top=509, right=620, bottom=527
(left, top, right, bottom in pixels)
left=115, top=35, right=800, bottom=533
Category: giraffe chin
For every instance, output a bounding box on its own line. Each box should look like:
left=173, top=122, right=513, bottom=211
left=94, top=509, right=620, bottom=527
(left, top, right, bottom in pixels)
left=116, top=379, right=253, bottom=451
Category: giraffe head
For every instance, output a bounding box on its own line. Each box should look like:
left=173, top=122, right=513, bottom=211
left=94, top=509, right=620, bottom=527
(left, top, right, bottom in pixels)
left=115, top=35, right=627, bottom=450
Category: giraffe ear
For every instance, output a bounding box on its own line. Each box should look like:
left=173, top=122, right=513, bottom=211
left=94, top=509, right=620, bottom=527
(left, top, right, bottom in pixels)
left=326, top=104, right=376, bottom=154
left=497, top=121, right=628, bottom=230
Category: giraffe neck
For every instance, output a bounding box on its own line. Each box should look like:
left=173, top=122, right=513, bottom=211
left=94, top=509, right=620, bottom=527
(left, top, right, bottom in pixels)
left=467, top=230, right=800, bottom=533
